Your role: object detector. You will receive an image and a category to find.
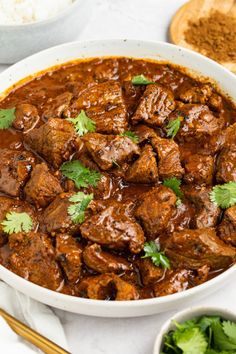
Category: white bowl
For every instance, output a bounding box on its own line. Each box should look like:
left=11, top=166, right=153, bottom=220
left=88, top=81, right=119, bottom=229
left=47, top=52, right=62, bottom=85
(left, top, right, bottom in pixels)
left=0, top=39, right=235, bottom=317
left=0, top=0, right=90, bottom=64
left=153, top=306, right=236, bottom=354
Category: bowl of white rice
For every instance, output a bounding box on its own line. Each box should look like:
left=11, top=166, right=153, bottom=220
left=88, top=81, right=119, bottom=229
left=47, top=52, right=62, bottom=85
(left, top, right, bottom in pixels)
left=0, top=0, right=90, bottom=64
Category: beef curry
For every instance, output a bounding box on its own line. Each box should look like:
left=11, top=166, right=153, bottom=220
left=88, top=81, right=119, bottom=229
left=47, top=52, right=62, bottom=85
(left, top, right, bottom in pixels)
left=0, top=57, right=235, bottom=301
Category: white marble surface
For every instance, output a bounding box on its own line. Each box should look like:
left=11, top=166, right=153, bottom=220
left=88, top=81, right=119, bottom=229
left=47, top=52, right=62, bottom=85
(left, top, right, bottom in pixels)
left=1, top=1, right=235, bottom=353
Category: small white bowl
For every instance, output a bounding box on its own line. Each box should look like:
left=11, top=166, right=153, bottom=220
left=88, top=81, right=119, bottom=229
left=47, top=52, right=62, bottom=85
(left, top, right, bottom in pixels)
left=0, top=0, right=90, bottom=64
left=153, top=306, right=236, bottom=354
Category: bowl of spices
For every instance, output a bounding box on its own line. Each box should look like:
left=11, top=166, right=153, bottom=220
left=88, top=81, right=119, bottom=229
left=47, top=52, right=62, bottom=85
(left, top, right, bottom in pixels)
left=169, top=0, right=236, bottom=73
left=0, top=0, right=90, bottom=64
left=154, top=306, right=236, bottom=353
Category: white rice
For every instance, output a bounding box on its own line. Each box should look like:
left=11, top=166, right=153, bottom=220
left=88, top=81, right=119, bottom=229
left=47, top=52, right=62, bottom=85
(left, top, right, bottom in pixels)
left=0, top=0, right=74, bottom=25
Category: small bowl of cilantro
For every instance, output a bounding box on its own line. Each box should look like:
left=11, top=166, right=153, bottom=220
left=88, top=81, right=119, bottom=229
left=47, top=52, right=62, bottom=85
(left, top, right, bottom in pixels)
left=154, top=307, right=236, bottom=354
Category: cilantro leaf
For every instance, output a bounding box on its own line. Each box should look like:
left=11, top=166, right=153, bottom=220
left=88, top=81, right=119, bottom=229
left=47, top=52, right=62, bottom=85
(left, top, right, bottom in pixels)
left=174, top=327, right=208, bottom=354
left=120, top=131, right=139, bottom=143
left=142, top=241, right=170, bottom=269
left=68, top=192, right=93, bottom=224
left=67, top=110, right=96, bottom=136
left=163, top=177, right=183, bottom=206
left=210, top=182, right=236, bottom=209
left=198, top=316, right=221, bottom=332
left=222, top=321, right=236, bottom=343
left=0, top=108, right=16, bottom=129
left=131, top=75, right=154, bottom=85
left=60, top=160, right=101, bottom=189
left=2, top=212, right=33, bottom=234
left=166, top=117, right=182, bottom=138
left=212, top=320, right=236, bottom=351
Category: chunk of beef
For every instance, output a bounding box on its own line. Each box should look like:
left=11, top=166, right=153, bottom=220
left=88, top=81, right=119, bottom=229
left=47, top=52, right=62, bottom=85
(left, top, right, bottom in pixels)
left=222, top=123, right=236, bottom=147
left=153, top=269, right=192, bottom=297
left=184, top=154, right=214, bottom=185
left=132, top=84, right=175, bottom=127
left=24, top=118, right=77, bottom=169
left=122, top=81, right=145, bottom=116
left=126, top=145, right=158, bottom=183
left=83, top=243, right=131, bottom=274
left=135, top=186, right=177, bottom=238
left=42, top=92, right=73, bottom=120
left=169, top=104, right=225, bottom=143
left=216, top=147, right=236, bottom=183
left=83, top=133, right=140, bottom=171
left=13, top=103, right=39, bottom=132
left=218, top=206, right=236, bottom=246
left=80, top=200, right=145, bottom=254
left=8, top=232, right=62, bottom=291
left=151, top=136, right=184, bottom=179
left=184, top=186, right=220, bottom=229
left=133, top=124, right=157, bottom=143
left=24, top=163, right=63, bottom=208
left=179, top=83, right=223, bottom=112
left=165, top=228, right=236, bottom=270
left=0, top=149, right=35, bottom=197
left=56, top=234, right=82, bottom=283
left=40, top=192, right=80, bottom=236
left=77, top=273, right=139, bottom=300
left=70, top=81, right=128, bottom=134
left=139, top=258, right=164, bottom=286
left=179, top=83, right=213, bottom=105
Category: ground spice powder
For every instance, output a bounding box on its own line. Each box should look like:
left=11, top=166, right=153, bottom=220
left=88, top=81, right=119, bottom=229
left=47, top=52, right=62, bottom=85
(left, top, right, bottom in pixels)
left=184, top=10, right=236, bottom=63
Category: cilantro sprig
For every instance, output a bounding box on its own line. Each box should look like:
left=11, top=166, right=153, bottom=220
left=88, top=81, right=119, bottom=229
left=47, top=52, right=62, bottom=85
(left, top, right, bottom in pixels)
left=60, top=160, right=101, bottom=189
left=210, top=182, right=236, bottom=209
left=142, top=241, right=170, bottom=269
left=68, top=192, right=93, bottom=224
left=120, top=131, right=139, bottom=143
left=0, top=108, right=16, bottom=130
left=131, top=74, right=154, bottom=85
left=67, top=110, right=96, bottom=136
left=162, top=316, right=236, bottom=354
left=163, top=177, right=183, bottom=206
left=166, top=116, right=182, bottom=139
left=1, top=212, right=33, bottom=234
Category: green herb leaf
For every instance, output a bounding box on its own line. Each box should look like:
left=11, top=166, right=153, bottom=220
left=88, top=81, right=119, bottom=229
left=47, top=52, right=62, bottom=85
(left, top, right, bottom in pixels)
left=212, top=320, right=236, bottom=351
left=120, top=131, right=139, bottom=143
left=210, top=182, right=236, bottom=209
left=67, top=110, right=96, bottom=136
left=68, top=192, right=93, bottom=224
left=163, top=177, right=183, bottom=205
left=131, top=74, right=154, bottom=85
left=166, top=117, right=182, bottom=138
left=0, top=108, right=16, bottom=129
left=198, top=316, right=221, bottom=332
left=174, top=327, right=208, bottom=354
left=60, top=160, right=101, bottom=189
left=222, top=321, right=236, bottom=343
left=142, top=241, right=170, bottom=269
left=2, top=212, right=33, bottom=234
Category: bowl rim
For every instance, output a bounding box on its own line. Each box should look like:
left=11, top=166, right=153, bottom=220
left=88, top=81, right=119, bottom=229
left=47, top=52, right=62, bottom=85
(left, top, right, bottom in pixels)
left=0, top=38, right=236, bottom=314
left=0, top=0, right=81, bottom=29
left=153, top=306, right=236, bottom=354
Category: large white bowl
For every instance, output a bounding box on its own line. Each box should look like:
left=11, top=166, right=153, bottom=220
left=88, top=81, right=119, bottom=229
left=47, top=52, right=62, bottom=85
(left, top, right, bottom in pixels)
left=0, top=39, right=235, bottom=318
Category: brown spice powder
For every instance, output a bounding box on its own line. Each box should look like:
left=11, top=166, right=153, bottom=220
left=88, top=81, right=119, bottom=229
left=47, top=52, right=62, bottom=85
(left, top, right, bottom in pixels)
left=184, top=10, right=236, bottom=63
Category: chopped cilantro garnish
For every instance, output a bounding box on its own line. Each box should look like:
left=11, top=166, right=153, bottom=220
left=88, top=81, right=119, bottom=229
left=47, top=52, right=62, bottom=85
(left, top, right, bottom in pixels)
left=60, top=160, right=101, bottom=189
left=210, top=182, right=236, bottom=209
left=68, top=192, right=93, bottom=224
left=0, top=108, right=16, bottom=129
left=67, top=110, right=96, bottom=136
left=142, top=241, right=170, bottom=269
left=2, top=212, right=33, bottom=234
